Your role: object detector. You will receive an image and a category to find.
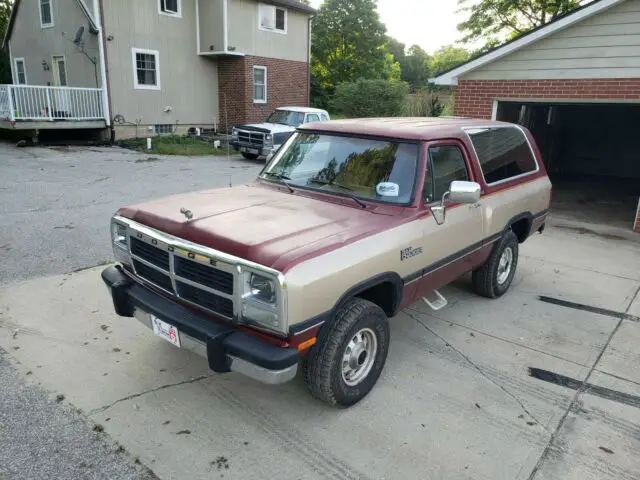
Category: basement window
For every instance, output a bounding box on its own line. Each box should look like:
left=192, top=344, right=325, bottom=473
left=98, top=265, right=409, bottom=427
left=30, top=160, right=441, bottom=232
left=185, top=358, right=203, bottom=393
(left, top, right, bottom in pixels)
left=155, top=124, right=173, bottom=134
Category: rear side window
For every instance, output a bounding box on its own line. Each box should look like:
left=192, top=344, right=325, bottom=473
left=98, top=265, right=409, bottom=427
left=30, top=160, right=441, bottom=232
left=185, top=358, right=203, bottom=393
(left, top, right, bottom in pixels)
left=466, top=126, right=537, bottom=184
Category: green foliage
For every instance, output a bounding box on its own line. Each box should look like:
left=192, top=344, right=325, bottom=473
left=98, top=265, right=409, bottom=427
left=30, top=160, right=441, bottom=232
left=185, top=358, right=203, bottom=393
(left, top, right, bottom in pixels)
left=401, top=90, right=446, bottom=117
left=311, top=0, right=389, bottom=105
left=0, top=0, right=13, bottom=84
left=457, top=0, right=582, bottom=49
left=330, top=79, right=409, bottom=118
left=118, top=136, right=230, bottom=156
left=429, top=45, right=471, bottom=77
left=401, top=45, right=431, bottom=92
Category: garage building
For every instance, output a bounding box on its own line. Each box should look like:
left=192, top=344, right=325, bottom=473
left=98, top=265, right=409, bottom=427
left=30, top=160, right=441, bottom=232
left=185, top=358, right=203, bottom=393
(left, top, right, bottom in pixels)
left=432, top=0, right=640, bottom=234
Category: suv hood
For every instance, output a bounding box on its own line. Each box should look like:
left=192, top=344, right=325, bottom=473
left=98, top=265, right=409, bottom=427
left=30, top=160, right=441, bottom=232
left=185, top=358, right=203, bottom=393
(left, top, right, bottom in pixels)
left=237, top=123, right=296, bottom=134
left=118, top=184, right=400, bottom=272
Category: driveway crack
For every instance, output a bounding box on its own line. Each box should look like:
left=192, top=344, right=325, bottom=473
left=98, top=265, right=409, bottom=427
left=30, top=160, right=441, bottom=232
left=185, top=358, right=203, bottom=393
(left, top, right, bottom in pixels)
left=88, top=375, right=211, bottom=416
left=404, top=310, right=552, bottom=435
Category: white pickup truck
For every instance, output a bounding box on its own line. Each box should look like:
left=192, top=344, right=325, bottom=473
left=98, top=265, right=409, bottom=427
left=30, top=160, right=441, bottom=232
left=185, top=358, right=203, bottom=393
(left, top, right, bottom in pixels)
left=230, top=106, right=330, bottom=160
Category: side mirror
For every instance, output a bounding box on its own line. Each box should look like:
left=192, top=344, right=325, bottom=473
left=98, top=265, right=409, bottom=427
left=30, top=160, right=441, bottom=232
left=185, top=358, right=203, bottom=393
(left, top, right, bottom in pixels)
left=431, top=180, right=482, bottom=225
left=449, top=180, right=481, bottom=204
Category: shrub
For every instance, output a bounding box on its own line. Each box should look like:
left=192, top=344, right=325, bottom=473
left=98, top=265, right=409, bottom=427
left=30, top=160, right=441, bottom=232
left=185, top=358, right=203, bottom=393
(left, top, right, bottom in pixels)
left=401, top=89, right=446, bottom=117
left=330, top=79, right=409, bottom=118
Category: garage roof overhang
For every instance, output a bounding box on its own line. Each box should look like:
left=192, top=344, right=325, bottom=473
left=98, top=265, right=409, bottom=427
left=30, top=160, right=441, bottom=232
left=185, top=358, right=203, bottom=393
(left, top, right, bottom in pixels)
left=430, top=0, right=626, bottom=87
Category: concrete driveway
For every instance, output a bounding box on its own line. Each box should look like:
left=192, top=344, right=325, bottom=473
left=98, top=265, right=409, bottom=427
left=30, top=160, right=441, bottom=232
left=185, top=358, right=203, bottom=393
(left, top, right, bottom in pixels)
left=1, top=143, right=639, bottom=480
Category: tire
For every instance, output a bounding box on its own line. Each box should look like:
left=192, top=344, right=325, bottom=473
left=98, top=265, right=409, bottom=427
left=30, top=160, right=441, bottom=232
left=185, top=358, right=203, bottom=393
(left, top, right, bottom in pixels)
left=304, top=298, right=390, bottom=407
left=472, top=230, right=519, bottom=299
left=241, top=152, right=259, bottom=160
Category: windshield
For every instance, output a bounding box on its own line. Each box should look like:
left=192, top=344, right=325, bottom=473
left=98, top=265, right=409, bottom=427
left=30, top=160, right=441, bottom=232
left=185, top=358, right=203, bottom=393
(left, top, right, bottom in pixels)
left=266, top=110, right=305, bottom=126
left=260, top=133, right=420, bottom=205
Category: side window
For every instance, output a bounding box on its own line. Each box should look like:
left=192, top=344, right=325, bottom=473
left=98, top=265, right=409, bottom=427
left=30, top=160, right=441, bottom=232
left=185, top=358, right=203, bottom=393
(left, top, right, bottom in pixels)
left=320, top=114, right=329, bottom=121
left=466, top=126, right=537, bottom=184
left=425, top=145, right=469, bottom=203
left=306, top=114, right=320, bottom=123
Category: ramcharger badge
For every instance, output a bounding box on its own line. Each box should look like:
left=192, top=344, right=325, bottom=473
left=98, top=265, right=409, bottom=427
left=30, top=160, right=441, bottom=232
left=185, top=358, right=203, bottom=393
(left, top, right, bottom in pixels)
left=401, top=246, right=423, bottom=261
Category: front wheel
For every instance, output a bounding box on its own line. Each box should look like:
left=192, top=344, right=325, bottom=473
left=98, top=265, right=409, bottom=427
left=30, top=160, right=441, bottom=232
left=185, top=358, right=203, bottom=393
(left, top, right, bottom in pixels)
left=241, top=152, right=260, bottom=160
left=304, top=298, right=390, bottom=407
left=472, top=230, right=519, bottom=298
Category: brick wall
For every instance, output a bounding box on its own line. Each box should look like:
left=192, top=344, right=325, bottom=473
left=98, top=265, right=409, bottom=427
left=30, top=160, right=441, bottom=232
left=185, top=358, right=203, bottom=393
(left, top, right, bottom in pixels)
left=218, top=55, right=309, bottom=132
left=453, top=78, right=640, bottom=118
left=635, top=198, right=640, bottom=234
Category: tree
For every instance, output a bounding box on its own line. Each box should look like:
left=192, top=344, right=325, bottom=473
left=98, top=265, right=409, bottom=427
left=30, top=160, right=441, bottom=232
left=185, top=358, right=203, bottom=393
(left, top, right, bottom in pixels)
left=457, top=0, right=583, bottom=49
left=429, top=45, right=470, bottom=77
left=311, top=0, right=389, bottom=106
left=402, top=45, right=431, bottom=92
left=385, top=36, right=406, bottom=65
left=0, top=0, right=12, bottom=84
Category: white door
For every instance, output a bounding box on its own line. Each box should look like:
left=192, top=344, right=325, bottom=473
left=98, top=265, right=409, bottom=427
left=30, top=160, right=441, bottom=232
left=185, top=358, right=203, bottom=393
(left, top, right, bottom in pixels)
left=51, top=55, right=69, bottom=115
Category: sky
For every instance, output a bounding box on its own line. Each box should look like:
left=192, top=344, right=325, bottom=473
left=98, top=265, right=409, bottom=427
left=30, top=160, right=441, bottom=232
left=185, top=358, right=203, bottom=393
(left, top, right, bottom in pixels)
left=309, top=0, right=468, bottom=54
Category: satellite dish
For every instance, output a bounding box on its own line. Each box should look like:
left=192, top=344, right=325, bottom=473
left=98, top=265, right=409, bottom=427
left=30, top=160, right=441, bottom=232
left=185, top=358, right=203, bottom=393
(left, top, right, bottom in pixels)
left=73, top=26, right=85, bottom=44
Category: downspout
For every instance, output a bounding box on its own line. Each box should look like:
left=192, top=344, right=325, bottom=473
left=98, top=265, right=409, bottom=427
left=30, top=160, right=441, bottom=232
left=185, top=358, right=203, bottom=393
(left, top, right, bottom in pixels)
left=93, top=0, right=111, bottom=129
left=307, top=15, right=313, bottom=107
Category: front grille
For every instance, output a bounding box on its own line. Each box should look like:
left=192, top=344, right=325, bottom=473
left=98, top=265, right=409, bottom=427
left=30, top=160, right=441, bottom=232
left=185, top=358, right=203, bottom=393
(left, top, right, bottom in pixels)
left=133, top=260, right=173, bottom=292
left=177, top=282, right=234, bottom=318
left=130, top=237, right=169, bottom=270
left=175, top=257, right=234, bottom=294
left=129, top=232, right=236, bottom=319
left=237, top=130, right=264, bottom=147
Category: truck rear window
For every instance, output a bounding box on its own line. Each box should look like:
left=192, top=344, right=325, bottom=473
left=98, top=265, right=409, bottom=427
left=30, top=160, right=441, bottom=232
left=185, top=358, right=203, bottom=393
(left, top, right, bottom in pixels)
left=261, top=133, right=420, bottom=205
left=466, top=126, right=538, bottom=184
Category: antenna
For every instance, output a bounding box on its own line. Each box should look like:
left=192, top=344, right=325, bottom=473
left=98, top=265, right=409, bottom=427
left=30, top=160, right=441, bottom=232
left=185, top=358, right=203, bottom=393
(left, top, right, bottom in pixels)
left=73, top=26, right=85, bottom=44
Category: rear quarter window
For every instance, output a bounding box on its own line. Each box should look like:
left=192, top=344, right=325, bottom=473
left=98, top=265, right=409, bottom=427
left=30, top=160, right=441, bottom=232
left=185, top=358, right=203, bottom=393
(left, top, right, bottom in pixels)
left=466, top=126, right=537, bottom=184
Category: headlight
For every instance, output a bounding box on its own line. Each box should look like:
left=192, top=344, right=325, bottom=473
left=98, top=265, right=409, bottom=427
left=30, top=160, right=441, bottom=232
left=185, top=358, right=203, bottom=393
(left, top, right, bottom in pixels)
left=265, top=134, right=273, bottom=145
left=240, top=271, right=283, bottom=332
left=111, top=221, right=127, bottom=249
left=231, top=128, right=238, bottom=138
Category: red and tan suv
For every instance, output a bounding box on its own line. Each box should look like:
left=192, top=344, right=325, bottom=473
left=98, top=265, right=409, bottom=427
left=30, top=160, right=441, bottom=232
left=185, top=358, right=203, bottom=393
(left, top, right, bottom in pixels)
left=102, top=118, right=551, bottom=407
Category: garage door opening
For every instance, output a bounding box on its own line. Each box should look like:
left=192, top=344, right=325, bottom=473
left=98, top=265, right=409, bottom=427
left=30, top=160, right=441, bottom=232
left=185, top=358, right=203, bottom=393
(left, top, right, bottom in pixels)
left=496, top=101, right=640, bottom=231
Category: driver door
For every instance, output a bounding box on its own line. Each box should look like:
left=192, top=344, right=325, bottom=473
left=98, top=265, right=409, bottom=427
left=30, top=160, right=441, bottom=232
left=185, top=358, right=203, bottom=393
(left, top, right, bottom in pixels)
left=414, top=142, right=484, bottom=298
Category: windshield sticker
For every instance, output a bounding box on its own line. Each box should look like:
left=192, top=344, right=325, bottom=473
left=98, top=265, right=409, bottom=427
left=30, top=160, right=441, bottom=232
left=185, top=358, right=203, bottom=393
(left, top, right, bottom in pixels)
left=376, top=182, right=399, bottom=197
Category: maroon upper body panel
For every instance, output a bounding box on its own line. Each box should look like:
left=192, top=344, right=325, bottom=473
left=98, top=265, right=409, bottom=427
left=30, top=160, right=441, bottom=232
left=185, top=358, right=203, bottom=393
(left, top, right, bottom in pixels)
left=118, top=182, right=414, bottom=273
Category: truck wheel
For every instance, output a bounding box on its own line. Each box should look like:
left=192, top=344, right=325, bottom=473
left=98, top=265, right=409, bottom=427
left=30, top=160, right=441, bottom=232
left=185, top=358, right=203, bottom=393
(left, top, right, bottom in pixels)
left=472, top=230, right=519, bottom=298
left=304, top=298, right=390, bottom=407
left=241, top=152, right=259, bottom=160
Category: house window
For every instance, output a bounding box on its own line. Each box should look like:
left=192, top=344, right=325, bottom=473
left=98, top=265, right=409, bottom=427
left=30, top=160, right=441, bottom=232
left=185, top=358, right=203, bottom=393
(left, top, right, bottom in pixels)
left=466, top=126, right=538, bottom=185
left=154, top=124, right=173, bottom=134
left=14, top=58, right=27, bottom=85
left=159, top=0, right=181, bottom=17
left=132, top=48, right=161, bottom=90
left=259, top=4, right=287, bottom=33
left=40, top=0, right=54, bottom=27
left=253, top=66, right=267, bottom=103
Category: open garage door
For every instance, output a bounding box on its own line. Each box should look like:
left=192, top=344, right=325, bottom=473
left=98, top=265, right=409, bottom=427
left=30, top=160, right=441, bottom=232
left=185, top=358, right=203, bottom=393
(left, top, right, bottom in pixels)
left=496, top=101, right=640, bottom=232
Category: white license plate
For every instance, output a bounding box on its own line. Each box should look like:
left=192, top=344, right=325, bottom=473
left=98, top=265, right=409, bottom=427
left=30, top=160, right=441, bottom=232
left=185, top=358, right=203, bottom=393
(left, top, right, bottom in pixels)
left=151, top=315, right=181, bottom=348
left=241, top=147, right=259, bottom=154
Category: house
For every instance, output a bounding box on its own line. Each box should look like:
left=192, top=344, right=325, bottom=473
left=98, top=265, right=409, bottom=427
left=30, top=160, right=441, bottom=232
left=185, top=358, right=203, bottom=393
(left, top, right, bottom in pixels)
left=432, top=0, right=640, bottom=234
left=2, top=0, right=314, bottom=139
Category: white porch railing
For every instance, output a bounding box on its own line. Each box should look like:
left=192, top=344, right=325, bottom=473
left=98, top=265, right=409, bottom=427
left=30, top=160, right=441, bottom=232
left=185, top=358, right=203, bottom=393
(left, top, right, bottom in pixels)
left=0, top=85, right=105, bottom=122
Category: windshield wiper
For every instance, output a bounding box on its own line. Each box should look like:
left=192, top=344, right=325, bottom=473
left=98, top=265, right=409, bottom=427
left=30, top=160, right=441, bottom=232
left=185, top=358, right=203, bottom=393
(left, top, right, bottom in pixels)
left=263, top=172, right=294, bottom=193
left=307, top=179, right=367, bottom=209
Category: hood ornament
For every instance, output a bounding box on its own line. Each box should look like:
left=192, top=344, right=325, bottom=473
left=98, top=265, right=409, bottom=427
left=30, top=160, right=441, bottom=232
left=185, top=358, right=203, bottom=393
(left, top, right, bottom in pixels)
left=180, top=207, right=193, bottom=220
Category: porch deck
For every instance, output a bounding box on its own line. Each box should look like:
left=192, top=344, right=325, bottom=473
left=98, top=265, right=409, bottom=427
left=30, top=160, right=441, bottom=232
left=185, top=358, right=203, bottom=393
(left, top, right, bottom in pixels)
left=0, top=85, right=107, bottom=130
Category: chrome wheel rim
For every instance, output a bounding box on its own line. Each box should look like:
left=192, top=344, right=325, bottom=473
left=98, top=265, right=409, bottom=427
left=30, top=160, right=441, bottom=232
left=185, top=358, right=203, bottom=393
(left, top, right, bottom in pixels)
left=497, top=247, right=514, bottom=285
left=341, top=328, right=378, bottom=387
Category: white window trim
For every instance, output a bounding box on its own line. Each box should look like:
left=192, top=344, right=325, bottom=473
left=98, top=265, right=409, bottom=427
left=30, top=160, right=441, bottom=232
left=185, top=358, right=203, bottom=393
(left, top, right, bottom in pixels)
left=14, top=57, right=27, bottom=85
left=40, top=0, right=54, bottom=28
left=253, top=65, right=267, bottom=104
left=258, top=3, right=287, bottom=34
left=158, top=0, right=182, bottom=18
left=132, top=48, right=161, bottom=91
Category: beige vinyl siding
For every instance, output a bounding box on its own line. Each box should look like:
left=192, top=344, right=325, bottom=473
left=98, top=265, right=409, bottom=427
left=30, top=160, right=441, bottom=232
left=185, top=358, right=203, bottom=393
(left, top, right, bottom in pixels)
left=227, top=0, right=308, bottom=62
left=9, top=0, right=102, bottom=87
left=103, top=0, right=219, bottom=126
left=465, top=0, right=640, bottom=80
left=198, top=0, right=225, bottom=53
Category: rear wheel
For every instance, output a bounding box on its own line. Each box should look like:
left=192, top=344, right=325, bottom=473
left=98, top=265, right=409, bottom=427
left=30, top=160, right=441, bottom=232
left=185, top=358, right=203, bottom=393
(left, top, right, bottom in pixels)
left=472, top=230, right=519, bottom=298
left=304, top=298, right=390, bottom=407
left=241, top=152, right=259, bottom=160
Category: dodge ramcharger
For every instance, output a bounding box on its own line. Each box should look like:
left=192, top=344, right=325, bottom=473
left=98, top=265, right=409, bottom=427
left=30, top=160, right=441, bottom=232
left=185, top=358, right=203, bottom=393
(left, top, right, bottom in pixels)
left=102, top=117, right=552, bottom=407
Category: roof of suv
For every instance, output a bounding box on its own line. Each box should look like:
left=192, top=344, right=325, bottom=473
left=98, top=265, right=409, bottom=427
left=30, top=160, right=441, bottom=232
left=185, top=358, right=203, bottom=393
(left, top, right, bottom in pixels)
left=297, top=117, right=516, bottom=141
left=277, top=106, right=328, bottom=114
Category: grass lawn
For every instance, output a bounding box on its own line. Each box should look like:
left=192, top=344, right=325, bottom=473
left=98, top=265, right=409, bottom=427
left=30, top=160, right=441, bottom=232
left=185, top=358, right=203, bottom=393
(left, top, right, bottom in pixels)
left=118, top=136, right=232, bottom=156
